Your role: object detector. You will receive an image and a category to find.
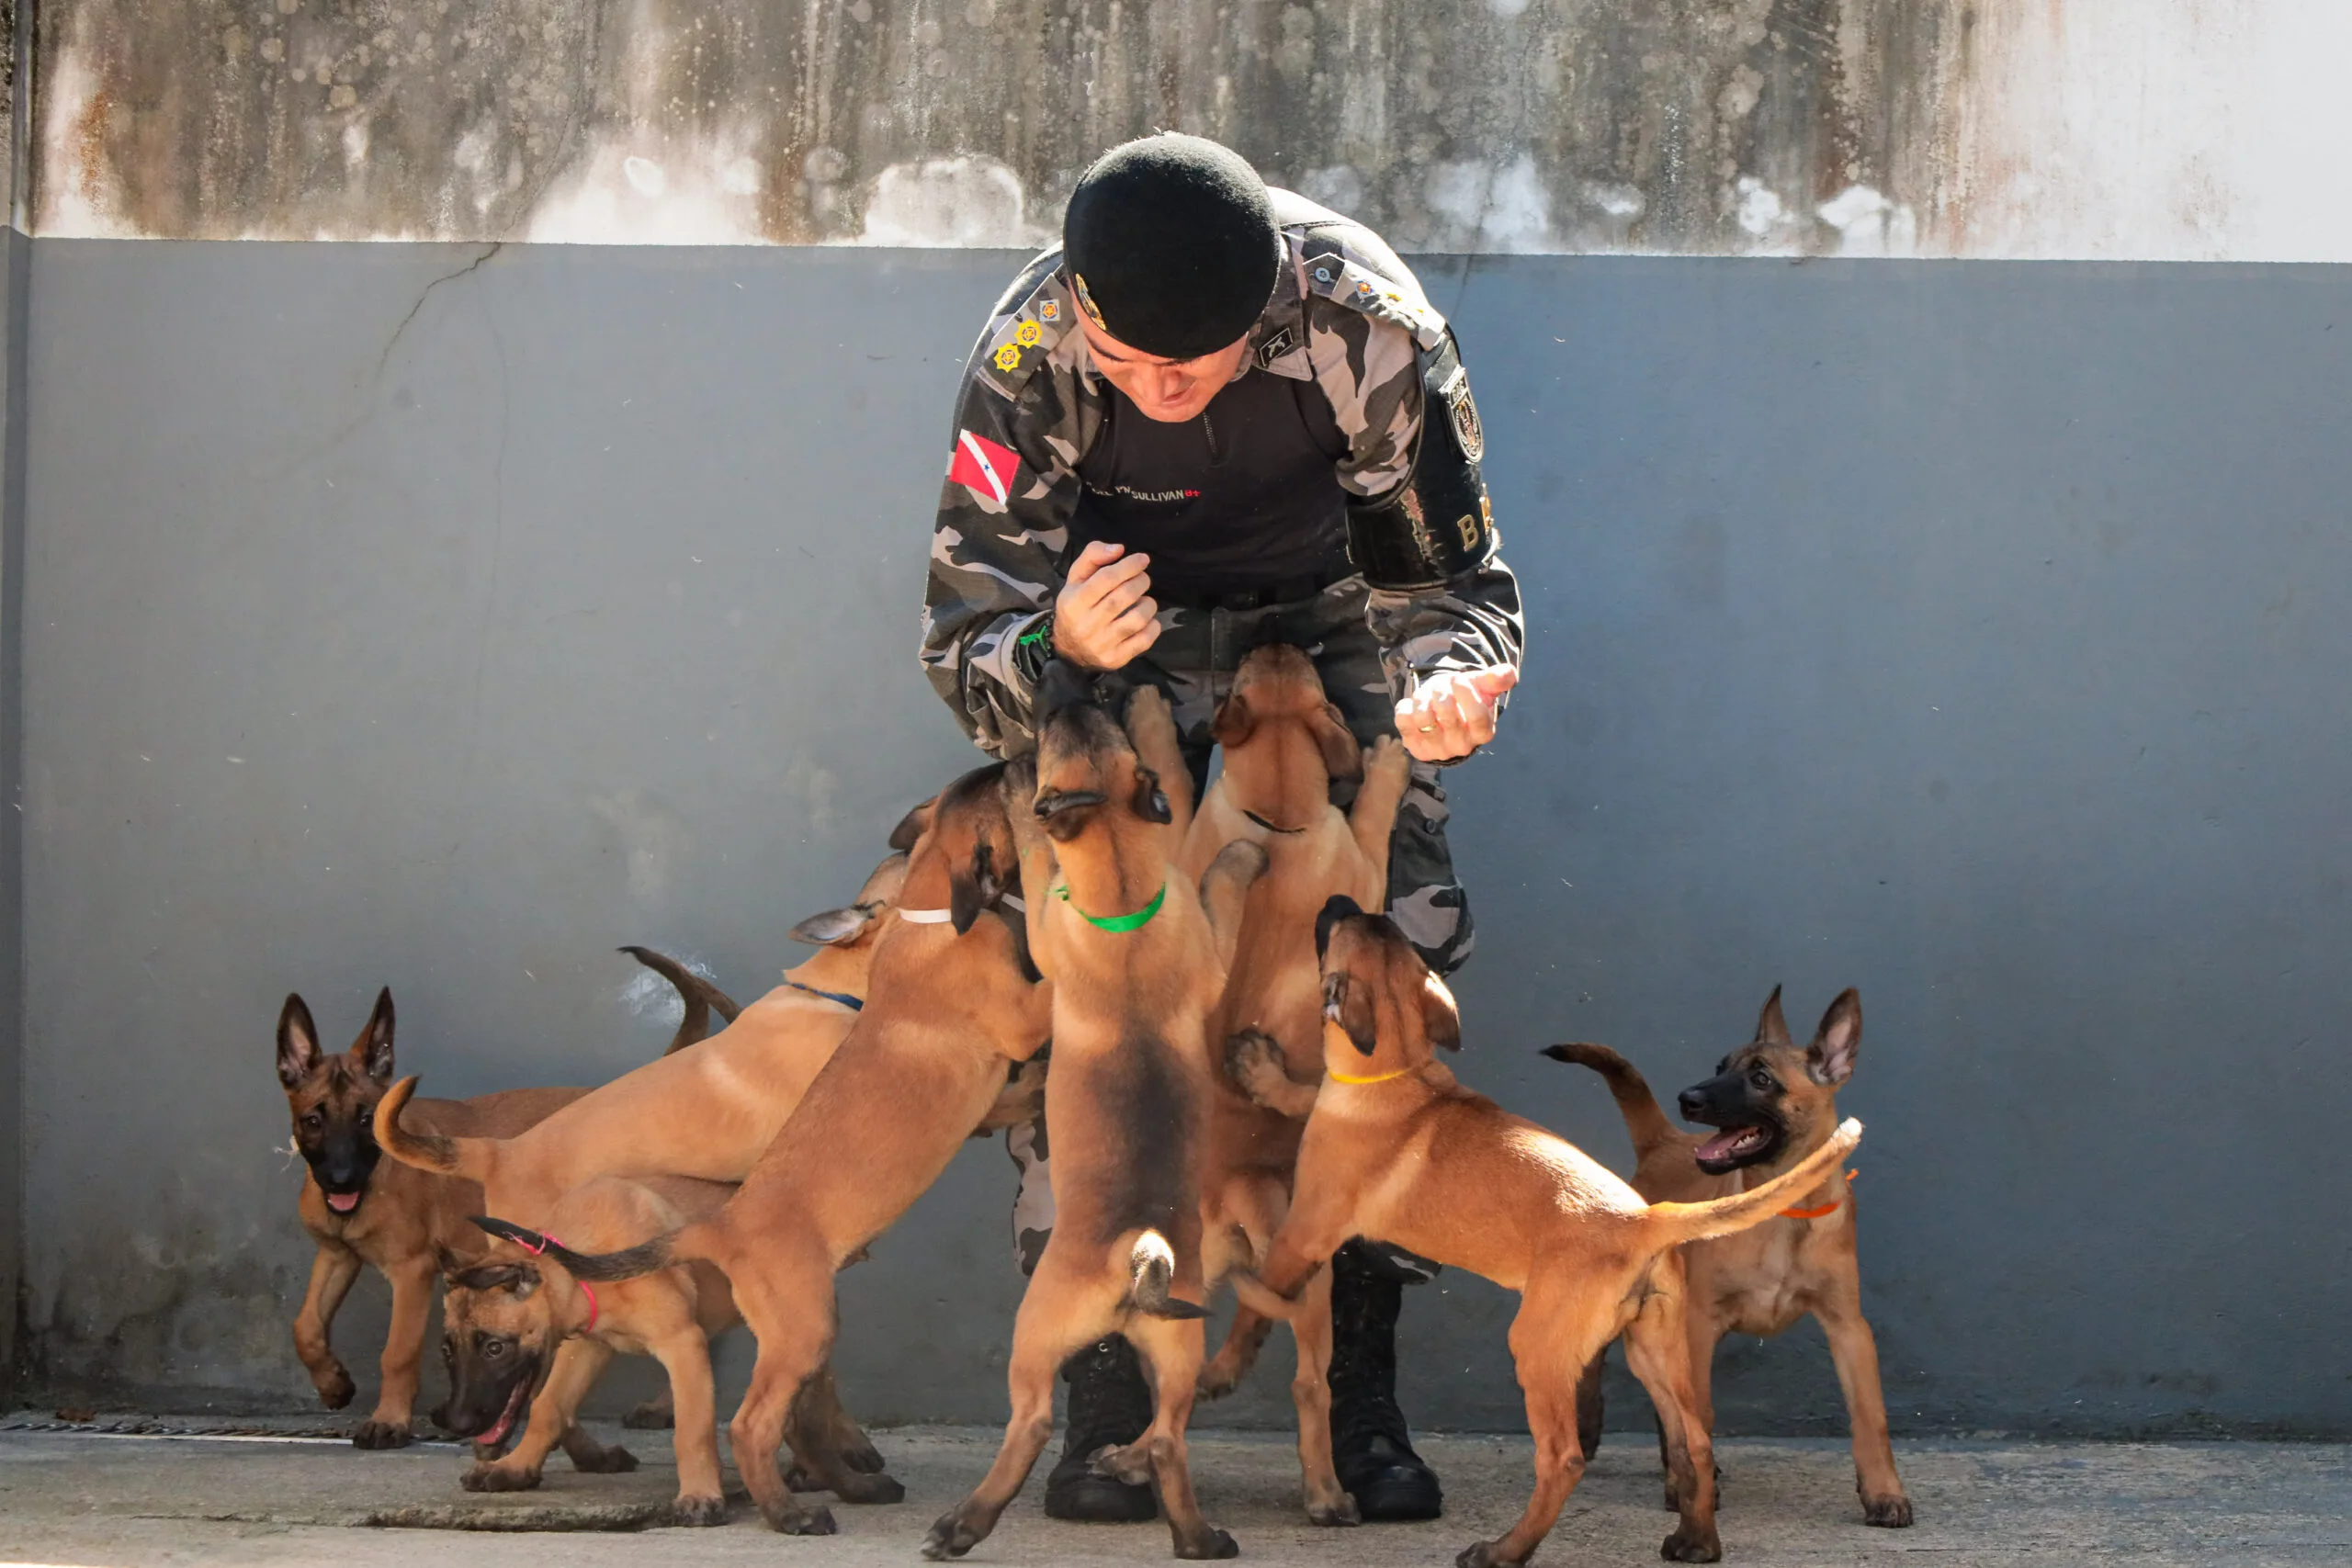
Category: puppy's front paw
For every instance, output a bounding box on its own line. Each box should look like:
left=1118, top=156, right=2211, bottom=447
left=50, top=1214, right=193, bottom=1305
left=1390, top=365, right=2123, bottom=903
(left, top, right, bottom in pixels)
left=1455, top=1541, right=1518, bottom=1568
left=462, top=1462, right=541, bottom=1494
left=351, top=1419, right=412, bottom=1450
left=673, top=1493, right=729, bottom=1527
left=1863, top=1494, right=1914, bottom=1528
left=1225, top=1031, right=1288, bottom=1099
left=832, top=1468, right=906, bottom=1505
left=1306, top=1494, right=1361, bottom=1528
left=621, top=1398, right=674, bottom=1430
left=763, top=1500, right=837, bottom=1536
left=569, top=1442, right=638, bottom=1474
left=315, top=1363, right=356, bottom=1410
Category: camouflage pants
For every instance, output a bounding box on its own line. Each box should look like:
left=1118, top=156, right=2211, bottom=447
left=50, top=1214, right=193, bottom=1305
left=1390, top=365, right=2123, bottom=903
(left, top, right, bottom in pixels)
left=1008, top=576, right=1465, bottom=1275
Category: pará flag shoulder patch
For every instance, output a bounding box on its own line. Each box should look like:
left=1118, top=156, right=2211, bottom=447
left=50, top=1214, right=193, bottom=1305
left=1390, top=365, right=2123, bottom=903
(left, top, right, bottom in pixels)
left=949, top=429, right=1021, bottom=513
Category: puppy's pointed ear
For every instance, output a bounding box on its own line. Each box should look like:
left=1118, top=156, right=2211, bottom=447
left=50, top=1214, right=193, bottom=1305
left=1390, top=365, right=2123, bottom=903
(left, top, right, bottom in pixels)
left=1033, top=789, right=1106, bottom=842
left=1420, top=971, right=1463, bottom=1053
left=949, top=840, right=1003, bottom=935
left=1755, top=985, right=1793, bottom=1047
left=434, top=1244, right=469, bottom=1281
left=1313, top=703, right=1363, bottom=781
left=277, top=995, right=323, bottom=1089
left=354, top=988, right=397, bottom=1083
left=1211, top=693, right=1254, bottom=748
left=888, top=797, right=937, bottom=853
left=1131, top=766, right=1172, bottom=825
left=1805, top=989, right=1861, bottom=1086
left=789, top=905, right=875, bottom=946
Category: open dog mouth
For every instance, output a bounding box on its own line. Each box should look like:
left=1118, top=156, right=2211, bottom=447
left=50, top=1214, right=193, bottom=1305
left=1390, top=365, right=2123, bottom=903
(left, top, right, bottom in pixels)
left=1693, top=1122, right=1781, bottom=1171
left=323, top=1190, right=362, bottom=1213
left=479, top=1374, right=533, bottom=1449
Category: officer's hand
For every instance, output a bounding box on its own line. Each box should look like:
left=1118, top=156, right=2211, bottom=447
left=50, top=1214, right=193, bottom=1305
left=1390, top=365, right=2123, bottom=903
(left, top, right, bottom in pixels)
left=1054, top=541, right=1160, bottom=671
left=1396, top=667, right=1518, bottom=763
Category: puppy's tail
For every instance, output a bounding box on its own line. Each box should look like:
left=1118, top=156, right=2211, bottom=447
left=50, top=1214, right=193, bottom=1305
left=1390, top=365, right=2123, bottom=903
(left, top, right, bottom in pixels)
left=1540, top=1043, right=1679, bottom=1160
left=1641, top=1118, right=1863, bottom=1249
left=472, top=1215, right=718, bottom=1283
left=1128, top=1230, right=1209, bottom=1320
left=619, top=946, right=742, bottom=1055
left=374, top=1076, right=493, bottom=1184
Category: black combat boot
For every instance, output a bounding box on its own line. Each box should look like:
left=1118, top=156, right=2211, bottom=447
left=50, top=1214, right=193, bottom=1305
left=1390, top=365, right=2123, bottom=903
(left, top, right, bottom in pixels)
left=1042, top=1336, right=1159, bottom=1522
left=1329, top=1242, right=1443, bottom=1520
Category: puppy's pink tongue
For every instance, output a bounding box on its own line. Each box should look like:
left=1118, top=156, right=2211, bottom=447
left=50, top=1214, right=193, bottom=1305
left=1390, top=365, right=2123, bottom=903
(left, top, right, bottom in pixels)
left=327, top=1193, right=359, bottom=1213
left=1695, top=1129, right=1752, bottom=1163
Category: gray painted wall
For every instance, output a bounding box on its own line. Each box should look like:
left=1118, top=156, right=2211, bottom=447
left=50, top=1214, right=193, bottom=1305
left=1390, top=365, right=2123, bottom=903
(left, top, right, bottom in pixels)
left=12, top=240, right=2351, bottom=1436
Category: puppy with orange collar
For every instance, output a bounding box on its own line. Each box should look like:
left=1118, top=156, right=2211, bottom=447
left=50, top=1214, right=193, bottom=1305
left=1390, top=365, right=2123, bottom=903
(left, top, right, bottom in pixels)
left=1234, top=898, right=1860, bottom=1566
left=1550, top=987, right=1912, bottom=1528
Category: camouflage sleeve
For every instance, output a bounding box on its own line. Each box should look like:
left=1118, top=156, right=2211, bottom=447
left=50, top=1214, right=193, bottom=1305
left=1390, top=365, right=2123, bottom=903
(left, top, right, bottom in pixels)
left=919, top=258, right=1096, bottom=757
left=1298, top=274, right=1526, bottom=728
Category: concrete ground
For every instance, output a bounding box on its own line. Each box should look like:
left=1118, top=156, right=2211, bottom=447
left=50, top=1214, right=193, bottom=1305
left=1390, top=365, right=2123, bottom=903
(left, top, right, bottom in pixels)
left=2, top=1416, right=2347, bottom=1567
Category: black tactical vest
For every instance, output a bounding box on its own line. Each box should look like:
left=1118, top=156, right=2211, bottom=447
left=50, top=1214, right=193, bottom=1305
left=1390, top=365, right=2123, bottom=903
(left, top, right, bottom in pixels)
left=1067, top=367, right=1352, bottom=606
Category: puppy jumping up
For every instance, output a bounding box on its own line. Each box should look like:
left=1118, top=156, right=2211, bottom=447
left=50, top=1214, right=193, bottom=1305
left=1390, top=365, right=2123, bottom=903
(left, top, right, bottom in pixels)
left=1235, top=899, right=1861, bottom=1566
left=276, top=989, right=588, bottom=1449
left=1550, top=987, right=1912, bottom=1527
left=1176, top=644, right=1409, bottom=1517
left=496, top=761, right=1053, bottom=1536
left=924, top=670, right=1265, bottom=1562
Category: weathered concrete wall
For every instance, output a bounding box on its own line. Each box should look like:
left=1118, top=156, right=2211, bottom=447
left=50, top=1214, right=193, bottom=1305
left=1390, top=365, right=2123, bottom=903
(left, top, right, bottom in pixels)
left=28, top=1, right=2352, bottom=259
left=13, top=241, right=2352, bottom=1434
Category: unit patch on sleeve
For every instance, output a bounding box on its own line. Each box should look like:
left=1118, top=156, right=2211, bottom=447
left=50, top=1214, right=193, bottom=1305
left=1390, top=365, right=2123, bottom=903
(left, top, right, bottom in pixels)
left=949, top=429, right=1022, bottom=513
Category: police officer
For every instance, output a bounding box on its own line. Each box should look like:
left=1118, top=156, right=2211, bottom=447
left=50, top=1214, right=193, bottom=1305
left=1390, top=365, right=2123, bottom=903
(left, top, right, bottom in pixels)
left=921, top=134, right=1524, bottom=1525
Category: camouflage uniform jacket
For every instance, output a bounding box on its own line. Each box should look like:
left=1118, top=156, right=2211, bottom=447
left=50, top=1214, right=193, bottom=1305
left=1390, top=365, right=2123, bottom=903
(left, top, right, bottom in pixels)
left=920, top=192, right=1524, bottom=759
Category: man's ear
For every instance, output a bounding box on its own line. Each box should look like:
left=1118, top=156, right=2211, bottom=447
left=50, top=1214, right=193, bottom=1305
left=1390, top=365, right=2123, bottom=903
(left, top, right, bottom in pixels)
left=277, top=994, right=323, bottom=1090
left=1211, top=693, right=1254, bottom=748
left=1755, top=984, right=1793, bottom=1047
left=1420, top=971, right=1463, bottom=1053
left=1313, top=703, right=1363, bottom=781
left=1323, top=972, right=1378, bottom=1056
left=1131, top=766, right=1172, bottom=825
left=888, top=797, right=936, bottom=853
left=789, top=904, right=875, bottom=946
left=1805, top=988, right=1861, bottom=1086
left=354, top=989, right=396, bottom=1084
left=949, top=839, right=1004, bottom=935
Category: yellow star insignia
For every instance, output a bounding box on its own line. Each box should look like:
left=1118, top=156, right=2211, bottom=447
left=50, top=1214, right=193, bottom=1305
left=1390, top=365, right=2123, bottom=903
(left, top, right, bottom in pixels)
left=1014, top=321, right=1043, bottom=347
left=993, top=343, right=1023, bottom=372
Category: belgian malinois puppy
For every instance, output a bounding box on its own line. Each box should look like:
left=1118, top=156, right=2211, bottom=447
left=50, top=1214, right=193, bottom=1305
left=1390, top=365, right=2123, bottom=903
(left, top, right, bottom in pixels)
left=435, top=1173, right=881, bottom=1525
left=1550, top=987, right=1912, bottom=1527
left=924, top=669, right=1266, bottom=1562
left=276, top=989, right=586, bottom=1448
left=490, top=761, right=1052, bottom=1537
left=1229, top=899, right=1861, bottom=1566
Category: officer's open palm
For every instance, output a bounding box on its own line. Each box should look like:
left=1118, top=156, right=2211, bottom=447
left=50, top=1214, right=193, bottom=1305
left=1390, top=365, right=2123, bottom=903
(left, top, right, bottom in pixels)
left=1396, top=667, right=1517, bottom=762
left=1054, top=540, right=1161, bottom=670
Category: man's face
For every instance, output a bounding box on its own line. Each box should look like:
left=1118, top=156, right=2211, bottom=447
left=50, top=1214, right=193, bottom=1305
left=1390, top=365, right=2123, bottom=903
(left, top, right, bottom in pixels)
left=1078, top=312, right=1250, bottom=423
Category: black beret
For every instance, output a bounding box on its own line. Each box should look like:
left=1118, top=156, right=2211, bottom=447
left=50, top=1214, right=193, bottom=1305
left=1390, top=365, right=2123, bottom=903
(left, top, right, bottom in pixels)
left=1062, top=134, right=1283, bottom=361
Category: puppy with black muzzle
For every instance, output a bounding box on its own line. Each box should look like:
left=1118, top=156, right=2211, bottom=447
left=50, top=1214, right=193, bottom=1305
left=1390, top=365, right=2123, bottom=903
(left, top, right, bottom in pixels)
left=276, top=989, right=594, bottom=1450
left=924, top=664, right=1266, bottom=1562
left=485, top=761, right=1054, bottom=1537
left=1230, top=898, right=1862, bottom=1567
left=1550, top=987, right=1912, bottom=1528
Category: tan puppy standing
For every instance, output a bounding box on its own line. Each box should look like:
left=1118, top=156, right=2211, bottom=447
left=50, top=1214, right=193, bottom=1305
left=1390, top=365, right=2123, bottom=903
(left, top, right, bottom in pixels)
left=275, top=989, right=594, bottom=1450
left=1550, top=987, right=1912, bottom=1527
left=505, top=761, right=1054, bottom=1536
left=924, top=671, right=1265, bottom=1562
left=1234, top=898, right=1861, bottom=1568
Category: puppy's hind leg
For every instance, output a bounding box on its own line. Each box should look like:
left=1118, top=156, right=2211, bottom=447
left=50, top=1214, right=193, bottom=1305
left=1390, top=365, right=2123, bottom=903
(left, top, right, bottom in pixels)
left=1285, top=1260, right=1354, bottom=1525
left=926, top=1261, right=1108, bottom=1559
left=783, top=1362, right=904, bottom=1505
left=1624, top=1287, right=1721, bottom=1563
left=725, top=1250, right=842, bottom=1536
left=1456, top=1281, right=1607, bottom=1568
left=1123, top=1313, right=1238, bottom=1560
